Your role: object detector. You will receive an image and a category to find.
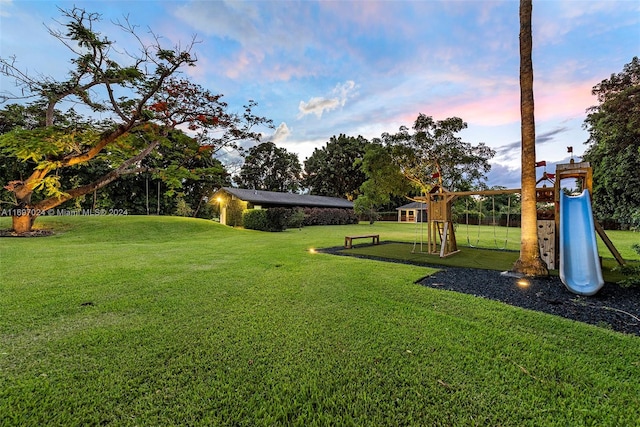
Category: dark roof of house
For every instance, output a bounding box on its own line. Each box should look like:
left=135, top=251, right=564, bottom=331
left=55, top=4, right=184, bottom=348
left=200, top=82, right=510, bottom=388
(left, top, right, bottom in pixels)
left=396, top=201, right=428, bottom=210
left=218, top=187, right=353, bottom=208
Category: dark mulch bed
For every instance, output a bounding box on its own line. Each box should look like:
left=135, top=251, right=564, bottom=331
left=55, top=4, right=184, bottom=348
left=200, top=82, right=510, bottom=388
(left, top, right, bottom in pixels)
left=419, top=267, right=640, bottom=336
left=0, top=229, right=54, bottom=237
left=322, top=246, right=640, bottom=336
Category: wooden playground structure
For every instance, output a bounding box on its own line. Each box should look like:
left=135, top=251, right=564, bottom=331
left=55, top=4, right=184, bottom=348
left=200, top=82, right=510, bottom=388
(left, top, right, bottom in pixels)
left=416, top=160, right=624, bottom=269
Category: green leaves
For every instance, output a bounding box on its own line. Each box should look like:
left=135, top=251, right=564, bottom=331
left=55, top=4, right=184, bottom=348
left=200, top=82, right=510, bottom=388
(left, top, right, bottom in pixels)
left=381, top=114, right=495, bottom=193
left=235, top=141, right=302, bottom=192
left=583, top=57, right=640, bottom=228
left=32, top=175, right=66, bottom=199
left=353, top=114, right=495, bottom=221
left=0, top=127, right=99, bottom=163
left=303, top=134, right=369, bottom=199
left=0, top=7, right=271, bottom=229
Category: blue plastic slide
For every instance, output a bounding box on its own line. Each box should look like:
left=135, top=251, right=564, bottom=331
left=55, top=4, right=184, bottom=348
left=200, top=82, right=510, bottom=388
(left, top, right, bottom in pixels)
left=559, top=190, right=604, bottom=295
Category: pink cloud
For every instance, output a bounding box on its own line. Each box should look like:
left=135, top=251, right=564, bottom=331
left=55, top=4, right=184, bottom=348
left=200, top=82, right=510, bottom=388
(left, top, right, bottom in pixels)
left=261, top=62, right=317, bottom=82
left=535, top=80, right=596, bottom=121
left=318, top=1, right=397, bottom=32
left=436, top=92, right=521, bottom=126
left=223, top=51, right=255, bottom=79
left=222, top=53, right=313, bottom=82
left=398, top=78, right=596, bottom=129
left=317, top=0, right=442, bottom=40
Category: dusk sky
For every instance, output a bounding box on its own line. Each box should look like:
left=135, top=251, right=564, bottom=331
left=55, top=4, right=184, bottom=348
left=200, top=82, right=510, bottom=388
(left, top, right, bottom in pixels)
left=1, top=0, right=638, bottom=188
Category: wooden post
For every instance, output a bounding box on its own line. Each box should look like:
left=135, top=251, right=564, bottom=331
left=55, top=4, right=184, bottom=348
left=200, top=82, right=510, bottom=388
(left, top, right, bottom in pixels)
left=594, top=221, right=626, bottom=266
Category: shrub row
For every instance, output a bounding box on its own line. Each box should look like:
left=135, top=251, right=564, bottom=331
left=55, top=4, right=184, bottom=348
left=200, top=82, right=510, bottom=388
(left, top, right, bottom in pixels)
left=243, top=208, right=291, bottom=232
left=301, top=207, right=359, bottom=226
left=242, top=207, right=357, bottom=231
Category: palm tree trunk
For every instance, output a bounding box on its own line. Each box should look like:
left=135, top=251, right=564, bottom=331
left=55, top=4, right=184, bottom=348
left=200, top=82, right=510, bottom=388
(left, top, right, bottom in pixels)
left=512, top=0, right=548, bottom=276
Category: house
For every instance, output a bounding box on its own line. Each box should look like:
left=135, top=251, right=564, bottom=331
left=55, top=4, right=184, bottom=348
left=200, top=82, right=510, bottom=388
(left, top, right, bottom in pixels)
left=396, top=201, right=427, bottom=222
left=213, top=187, right=354, bottom=226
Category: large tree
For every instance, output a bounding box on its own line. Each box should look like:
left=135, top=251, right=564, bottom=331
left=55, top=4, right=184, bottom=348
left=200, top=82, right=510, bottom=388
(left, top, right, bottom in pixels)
left=378, top=114, right=495, bottom=195
left=303, top=134, right=369, bottom=200
left=583, top=57, right=640, bottom=229
left=0, top=7, right=270, bottom=233
left=511, top=0, right=548, bottom=276
left=355, top=114, right=494, bottom=220
left=0, top=103, right=231, bottom=217
left=233, top=141, right=302, bottom=192
left=354, top=142, right=411, bottom=222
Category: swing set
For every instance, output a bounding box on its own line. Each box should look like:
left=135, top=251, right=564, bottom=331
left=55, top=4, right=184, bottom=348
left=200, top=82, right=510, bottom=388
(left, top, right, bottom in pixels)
left=464, top=194, right=513, bottom=250
left=412, top=186, right=521, bottom=257
left=411, top=161, right=625, bottom=272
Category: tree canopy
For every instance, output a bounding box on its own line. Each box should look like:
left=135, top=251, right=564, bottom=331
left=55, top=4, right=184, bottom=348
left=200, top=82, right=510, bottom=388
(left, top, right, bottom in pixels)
left=353, top=142, right=411, bottom=222
left=371, top=114, right=494, bottom=195
left=381, top=114, right=494, bottom=194
left=354, top=114, right=495, bottom=220
left=303, top=134, right=370, bottom=200
left=233, top=141, right=302, bottom=192
left=0, top=7, right=271, bottom=232
left=0, top=103, right=230, bottom=218
left=582, top=57, right=640, bottom=229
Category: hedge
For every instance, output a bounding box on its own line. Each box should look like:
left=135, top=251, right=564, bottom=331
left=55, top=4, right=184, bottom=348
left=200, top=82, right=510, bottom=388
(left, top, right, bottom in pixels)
left=242, top=209, right=269, bottom=231
left=301, top=207, right=359, bottom=226
left=243, top=208, right=290, bottom=232
left=243, top=207, right=358, bottom=231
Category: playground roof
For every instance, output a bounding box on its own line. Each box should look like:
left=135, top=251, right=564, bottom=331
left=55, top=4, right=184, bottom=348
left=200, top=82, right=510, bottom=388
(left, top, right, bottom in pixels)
left=216, top=187, right=354, bottom=209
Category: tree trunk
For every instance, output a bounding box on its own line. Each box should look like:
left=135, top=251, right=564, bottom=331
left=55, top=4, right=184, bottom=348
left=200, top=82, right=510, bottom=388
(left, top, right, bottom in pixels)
left=4, top=180, right=38, bottom=233
left=512, top=0, right=548, bottom=276
left=11, top=214, right=36, bottom=234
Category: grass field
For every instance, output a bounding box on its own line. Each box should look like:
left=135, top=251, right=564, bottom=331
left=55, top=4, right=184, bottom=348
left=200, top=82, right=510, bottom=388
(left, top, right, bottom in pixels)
left=1, top=216, right=639, bottom=426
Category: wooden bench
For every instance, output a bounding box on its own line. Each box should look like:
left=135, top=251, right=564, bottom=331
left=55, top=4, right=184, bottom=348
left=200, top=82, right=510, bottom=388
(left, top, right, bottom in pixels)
left=344, top=234, right=380, bottom=249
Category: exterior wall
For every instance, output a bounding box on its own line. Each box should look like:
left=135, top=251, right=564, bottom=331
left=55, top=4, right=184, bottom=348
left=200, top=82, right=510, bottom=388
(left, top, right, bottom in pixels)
left=220, top=205, right=226, bottom=225
left=398, top=209, right=415, bottom=222
left=218, top=196, right=248, bottom=226
left=397, top=209, right=427, bottom=222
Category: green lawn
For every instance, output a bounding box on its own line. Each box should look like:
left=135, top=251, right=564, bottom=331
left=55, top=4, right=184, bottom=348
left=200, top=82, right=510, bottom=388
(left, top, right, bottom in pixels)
left=1, top=216, right=639, bottom=426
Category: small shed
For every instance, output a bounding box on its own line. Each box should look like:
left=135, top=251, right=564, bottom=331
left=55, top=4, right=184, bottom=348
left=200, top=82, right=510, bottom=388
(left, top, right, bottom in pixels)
left=213, top=187, right=353, bottom=226
left=396, top=202, right=428, bottom=223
